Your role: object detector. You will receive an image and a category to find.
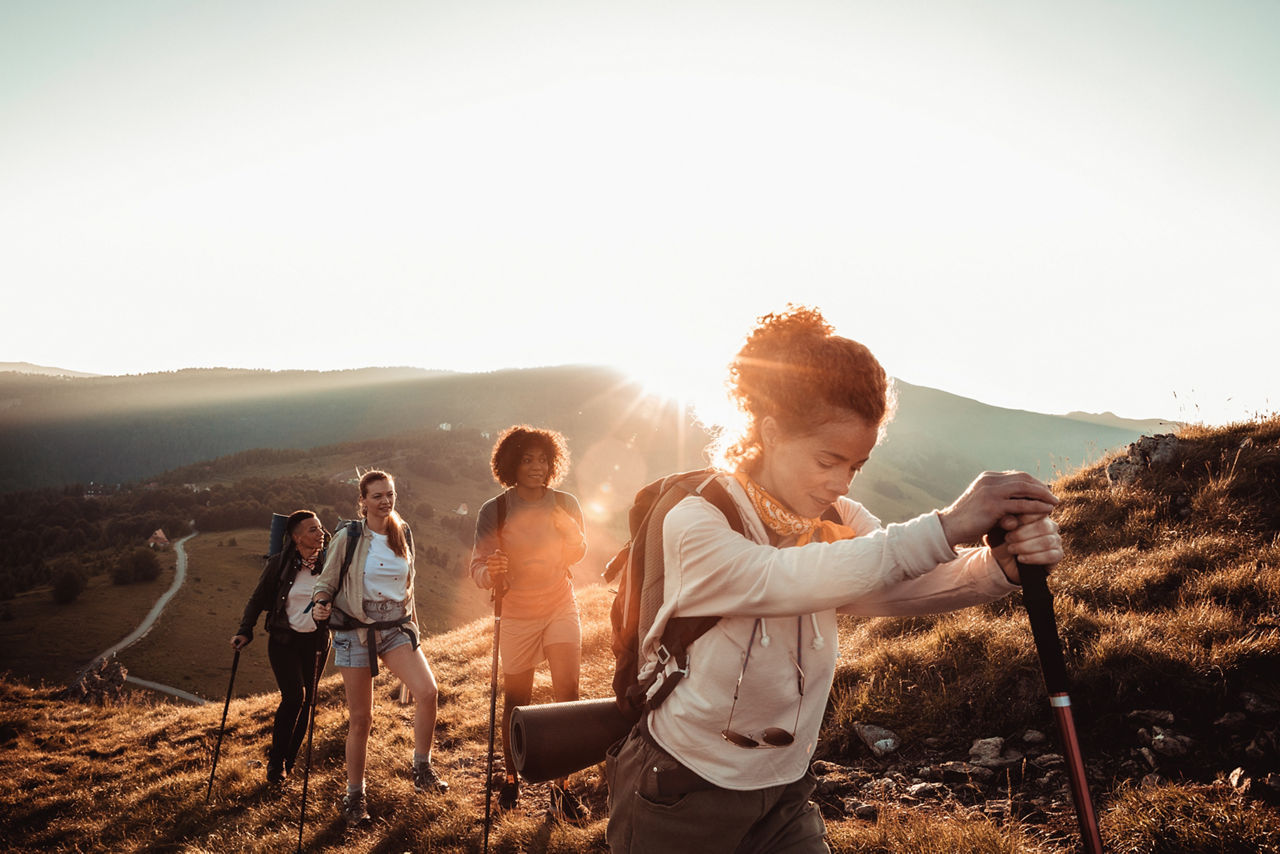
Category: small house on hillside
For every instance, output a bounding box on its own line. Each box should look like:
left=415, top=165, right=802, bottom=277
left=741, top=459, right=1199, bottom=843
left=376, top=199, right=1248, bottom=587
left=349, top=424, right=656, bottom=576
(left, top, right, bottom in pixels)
left=148, top=529, right=170, bottom=549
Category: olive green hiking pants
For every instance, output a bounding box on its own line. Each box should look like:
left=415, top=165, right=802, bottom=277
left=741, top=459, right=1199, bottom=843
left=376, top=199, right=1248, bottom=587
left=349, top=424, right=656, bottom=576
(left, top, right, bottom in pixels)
left=605, top=722, right=829, bottom=854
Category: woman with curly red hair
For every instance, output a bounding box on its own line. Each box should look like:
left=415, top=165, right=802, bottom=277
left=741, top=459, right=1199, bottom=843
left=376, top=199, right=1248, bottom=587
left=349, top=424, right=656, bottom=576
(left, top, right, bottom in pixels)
left=471, top=425, right=590, bottom=821
left=605, top=306, right=1064, bottom=853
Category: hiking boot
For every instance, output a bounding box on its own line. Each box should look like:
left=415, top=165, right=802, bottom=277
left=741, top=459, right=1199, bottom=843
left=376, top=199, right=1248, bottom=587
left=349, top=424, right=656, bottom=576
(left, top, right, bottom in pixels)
left=413, top=760, right=449, bottom=793
left=549, top=783, right=590, bottom=825
left=497, top=778, right=519, bottom=810
left=266, top=762, right=286, bottom=785
left=341, top=791, right=370, bottom=826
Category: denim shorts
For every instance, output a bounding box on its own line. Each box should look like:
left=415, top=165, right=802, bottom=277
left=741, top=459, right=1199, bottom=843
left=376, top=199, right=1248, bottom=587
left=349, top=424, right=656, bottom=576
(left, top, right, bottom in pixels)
left=331, top=599, right=416, bottom=669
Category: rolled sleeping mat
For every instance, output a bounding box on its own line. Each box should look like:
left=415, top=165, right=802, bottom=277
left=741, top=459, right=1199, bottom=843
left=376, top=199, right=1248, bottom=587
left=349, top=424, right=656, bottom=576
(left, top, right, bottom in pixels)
left=268, top=512, right=290, bottom=558
left=510, top=698, right=637, bottom=783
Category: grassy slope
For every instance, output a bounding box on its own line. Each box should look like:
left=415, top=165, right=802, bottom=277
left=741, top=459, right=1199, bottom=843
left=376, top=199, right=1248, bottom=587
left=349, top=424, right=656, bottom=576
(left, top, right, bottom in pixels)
left=3, top=418, right=1279, bottom=852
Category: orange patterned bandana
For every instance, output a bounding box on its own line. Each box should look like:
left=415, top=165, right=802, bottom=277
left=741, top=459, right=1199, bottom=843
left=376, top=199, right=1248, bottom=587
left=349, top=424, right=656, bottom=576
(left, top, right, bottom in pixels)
left=732, top=472, right=858, bottom=546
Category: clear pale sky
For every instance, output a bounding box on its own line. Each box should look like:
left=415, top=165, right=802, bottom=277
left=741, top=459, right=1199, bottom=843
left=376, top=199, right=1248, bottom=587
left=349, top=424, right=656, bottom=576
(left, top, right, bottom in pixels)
left=3, top=0, right=1276, bottom=426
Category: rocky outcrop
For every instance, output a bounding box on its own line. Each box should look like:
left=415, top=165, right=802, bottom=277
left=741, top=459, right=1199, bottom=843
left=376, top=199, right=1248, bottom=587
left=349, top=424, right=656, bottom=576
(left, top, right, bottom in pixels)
left=813, top=693, right=1280, bottom=827
left=62, top=655, right=128, bottom=704
left=1106, top=434, right=1181, bottom=486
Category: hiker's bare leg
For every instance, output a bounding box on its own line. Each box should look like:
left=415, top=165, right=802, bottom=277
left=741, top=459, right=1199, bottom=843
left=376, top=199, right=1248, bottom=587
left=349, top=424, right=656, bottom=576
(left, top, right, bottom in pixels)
left=545, top=642, right=580, bottom=703
left=340, top=666, right=373, bottom=788
left=501, top=669, right=535, bottom=779
left=545, top=641, right=581, bottom=788
left=382, top=643, right=439, bottom=759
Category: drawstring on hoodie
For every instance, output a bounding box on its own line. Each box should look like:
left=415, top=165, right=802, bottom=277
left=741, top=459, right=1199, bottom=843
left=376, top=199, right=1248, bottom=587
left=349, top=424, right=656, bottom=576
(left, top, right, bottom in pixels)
left=809, top=613, right=825, bottom=650
left=760, top=616, right=825, bottom=650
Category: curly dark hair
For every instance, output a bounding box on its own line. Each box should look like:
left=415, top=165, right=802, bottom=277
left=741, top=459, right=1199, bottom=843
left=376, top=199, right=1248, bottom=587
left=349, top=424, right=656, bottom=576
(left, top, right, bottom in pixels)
left=721, top=304, right=895, bottom=470
left=490, top=425, right=572, bottom=488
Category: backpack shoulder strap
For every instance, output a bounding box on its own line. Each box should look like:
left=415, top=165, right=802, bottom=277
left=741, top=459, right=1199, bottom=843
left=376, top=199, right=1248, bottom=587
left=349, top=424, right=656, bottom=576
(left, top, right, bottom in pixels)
left=495, top=491, right=508, bottom=549
left=645, top=473, right=749, bottom=709
left=684, top=474, right=748, bottom=537
left=337, top=520, right=362, bottom=594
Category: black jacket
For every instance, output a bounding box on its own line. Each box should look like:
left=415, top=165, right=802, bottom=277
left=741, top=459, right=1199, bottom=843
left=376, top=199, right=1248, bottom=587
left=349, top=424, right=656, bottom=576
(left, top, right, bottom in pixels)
left=236, top=542, right=327, bottom=641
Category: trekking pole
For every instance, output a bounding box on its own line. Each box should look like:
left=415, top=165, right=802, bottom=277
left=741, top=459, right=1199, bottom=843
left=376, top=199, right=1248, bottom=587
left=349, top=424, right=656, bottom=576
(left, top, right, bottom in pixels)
left=989, top=525, right=1104, bottom=854
left=297, top=630, right=328, bottom=853
left=206, top=647, right=241, bottom=803
left=482, top=581, right=505, bottom=854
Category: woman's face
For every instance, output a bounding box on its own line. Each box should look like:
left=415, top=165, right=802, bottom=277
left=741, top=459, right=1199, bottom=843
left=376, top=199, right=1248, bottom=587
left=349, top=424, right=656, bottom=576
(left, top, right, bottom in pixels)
left=515, top=447, right=550, bottom=491
left=290, top=516, right=324, bottom=553
left=754, top=414, right=878, bottom=518
left=361, top=478, right=395, bottom=521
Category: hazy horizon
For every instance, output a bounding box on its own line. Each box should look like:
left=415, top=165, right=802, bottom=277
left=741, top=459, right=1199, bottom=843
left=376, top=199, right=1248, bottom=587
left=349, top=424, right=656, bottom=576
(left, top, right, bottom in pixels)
left=3, top=1, right=1276, bottom=427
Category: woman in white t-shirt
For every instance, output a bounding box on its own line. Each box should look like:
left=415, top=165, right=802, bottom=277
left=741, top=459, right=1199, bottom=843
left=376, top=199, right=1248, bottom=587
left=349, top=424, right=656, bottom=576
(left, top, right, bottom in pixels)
left=605, top=306, right=1065, bottom=853
left=231, top=509, right=330, bottom=785
left=312, top=470, right=446, bottom=826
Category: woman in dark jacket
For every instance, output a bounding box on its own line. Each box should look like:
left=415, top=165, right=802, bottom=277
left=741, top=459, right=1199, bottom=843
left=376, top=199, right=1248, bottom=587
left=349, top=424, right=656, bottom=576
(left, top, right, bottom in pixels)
left=230, top=509, right=331, bottom=784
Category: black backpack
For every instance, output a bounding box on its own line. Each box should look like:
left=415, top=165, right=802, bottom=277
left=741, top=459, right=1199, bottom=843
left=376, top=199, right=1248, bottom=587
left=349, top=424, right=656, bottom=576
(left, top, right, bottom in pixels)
left=604, top=469, right=841, bottom=715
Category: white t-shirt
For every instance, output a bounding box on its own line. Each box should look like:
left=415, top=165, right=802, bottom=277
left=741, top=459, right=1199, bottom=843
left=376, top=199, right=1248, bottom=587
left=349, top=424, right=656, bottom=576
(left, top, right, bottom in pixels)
left=285, top=570, right=318, bottom=633
left=363, top=532, right=410, bottom=602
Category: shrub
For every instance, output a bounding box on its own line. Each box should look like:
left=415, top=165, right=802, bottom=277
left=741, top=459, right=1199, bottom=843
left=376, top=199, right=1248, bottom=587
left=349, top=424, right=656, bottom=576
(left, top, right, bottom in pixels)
left=112, top=548, right=161, bottom=585
left=52, top=568, right=86, bottom=604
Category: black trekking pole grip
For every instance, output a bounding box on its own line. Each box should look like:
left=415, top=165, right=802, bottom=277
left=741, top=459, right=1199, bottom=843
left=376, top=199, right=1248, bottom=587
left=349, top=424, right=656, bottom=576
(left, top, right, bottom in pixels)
left=206, top=647, right=241, bottom=803
left=988, top=523, right=1103, bottom=854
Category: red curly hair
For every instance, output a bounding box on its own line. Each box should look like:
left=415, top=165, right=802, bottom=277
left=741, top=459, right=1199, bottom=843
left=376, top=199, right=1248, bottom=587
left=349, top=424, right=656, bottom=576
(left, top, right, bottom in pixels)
left=490, top=425, right=572, bottom=488
left=721, top=305, right=895, bottom=471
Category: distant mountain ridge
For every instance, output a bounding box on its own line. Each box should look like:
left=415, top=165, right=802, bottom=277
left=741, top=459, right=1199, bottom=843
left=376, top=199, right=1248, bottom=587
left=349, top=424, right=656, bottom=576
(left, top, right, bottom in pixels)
left=1059, top=410, right=1178, bottom=432
left=0, top=361, right=102, bottom=378
left=0, top=365, right=1175, bottom=521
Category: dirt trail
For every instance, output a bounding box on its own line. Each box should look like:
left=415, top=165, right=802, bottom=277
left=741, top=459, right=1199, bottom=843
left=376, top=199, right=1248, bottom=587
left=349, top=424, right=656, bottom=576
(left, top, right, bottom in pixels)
left=86, top=532, right=207, bottom=704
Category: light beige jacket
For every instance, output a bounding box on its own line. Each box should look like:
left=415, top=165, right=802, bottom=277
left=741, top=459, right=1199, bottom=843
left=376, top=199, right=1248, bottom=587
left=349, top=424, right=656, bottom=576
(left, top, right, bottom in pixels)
left=312, top=519, right=417, bottom=624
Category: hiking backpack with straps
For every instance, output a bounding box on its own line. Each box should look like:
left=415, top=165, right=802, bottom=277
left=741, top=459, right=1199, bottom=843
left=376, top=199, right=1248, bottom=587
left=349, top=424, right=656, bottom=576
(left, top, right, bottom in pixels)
left=603, top=469, right=747, bottom=715
left=603, top=468, right=841, bottom=716
left=331, top=518, right=414, bottom=594
left=493, top=488, right=573, bottom=539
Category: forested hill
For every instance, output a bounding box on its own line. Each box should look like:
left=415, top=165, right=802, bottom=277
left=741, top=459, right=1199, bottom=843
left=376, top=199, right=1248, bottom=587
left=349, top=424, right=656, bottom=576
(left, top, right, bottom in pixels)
left=0, top=365, right=1172, bottom=503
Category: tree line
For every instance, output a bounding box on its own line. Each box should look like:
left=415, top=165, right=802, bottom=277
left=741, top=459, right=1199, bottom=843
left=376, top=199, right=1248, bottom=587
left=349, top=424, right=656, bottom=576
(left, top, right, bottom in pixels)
left=0, top=475, right=356, bottom=602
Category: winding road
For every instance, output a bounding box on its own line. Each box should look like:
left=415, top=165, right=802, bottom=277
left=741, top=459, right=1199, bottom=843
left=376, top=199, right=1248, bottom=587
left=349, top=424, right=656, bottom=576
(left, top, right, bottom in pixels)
left=84, top=531, right=207, bottom=704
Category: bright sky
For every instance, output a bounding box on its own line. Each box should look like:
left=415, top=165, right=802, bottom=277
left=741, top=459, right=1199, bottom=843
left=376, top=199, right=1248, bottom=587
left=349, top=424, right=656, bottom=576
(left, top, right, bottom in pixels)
left=2, top=0, right=1277, bottom=426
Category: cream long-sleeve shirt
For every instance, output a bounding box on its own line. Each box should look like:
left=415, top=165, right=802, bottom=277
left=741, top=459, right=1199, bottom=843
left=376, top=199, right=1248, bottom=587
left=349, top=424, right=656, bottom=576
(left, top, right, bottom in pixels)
left=644, top=475, right=1017, bottom=791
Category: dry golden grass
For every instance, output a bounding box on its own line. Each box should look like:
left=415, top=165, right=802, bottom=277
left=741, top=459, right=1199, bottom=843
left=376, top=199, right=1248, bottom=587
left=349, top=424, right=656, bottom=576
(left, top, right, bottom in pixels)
left=827, top=808, right=1055, bottom=853
left=1101, top=781, right=1280, bottom=853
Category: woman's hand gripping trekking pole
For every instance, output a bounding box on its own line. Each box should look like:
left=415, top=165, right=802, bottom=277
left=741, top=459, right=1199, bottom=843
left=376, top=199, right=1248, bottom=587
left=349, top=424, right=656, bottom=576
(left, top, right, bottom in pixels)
left=987, top=519, right=1104, bottom=854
